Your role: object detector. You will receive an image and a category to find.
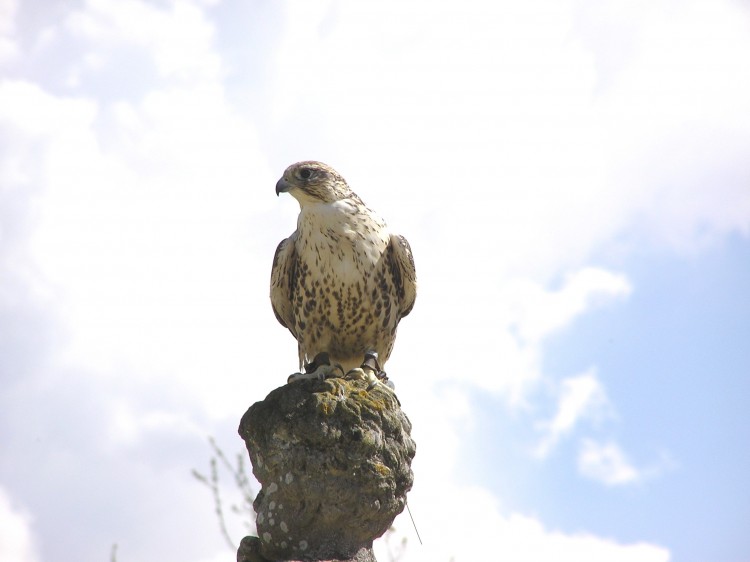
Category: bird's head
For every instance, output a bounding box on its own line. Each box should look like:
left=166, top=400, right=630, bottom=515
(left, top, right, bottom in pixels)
left=275, top=161, right=353, bottom=205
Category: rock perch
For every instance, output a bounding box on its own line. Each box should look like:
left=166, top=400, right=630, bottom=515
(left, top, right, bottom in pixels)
left=237, top=377, right=416, bottom=562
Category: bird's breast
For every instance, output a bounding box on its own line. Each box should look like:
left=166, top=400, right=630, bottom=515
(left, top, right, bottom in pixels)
left=297, top=202, right=389, bottom=282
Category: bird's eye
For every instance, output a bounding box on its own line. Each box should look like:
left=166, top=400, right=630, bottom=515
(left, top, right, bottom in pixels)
left=298, top=167, right=313, bottom=180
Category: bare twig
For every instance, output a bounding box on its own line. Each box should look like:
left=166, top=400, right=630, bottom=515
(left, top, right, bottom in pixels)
left=192, top=436, right=258, bottom=549
left=406, top=502, right=422, bottom=545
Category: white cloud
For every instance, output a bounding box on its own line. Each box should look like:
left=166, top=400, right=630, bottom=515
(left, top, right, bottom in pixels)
left=503, top=268, right=632, bottom=344
left=578, top=439, right=640, bottom=486
left=268, top=0, right=750, bottom=271
left=0, top=27, right=273, bottom=415
left=0, top=488, right=39, bottom=562
left=0, top=0, right=18, bottom=64
left=534, top=370, right=612, bottom=458
left=268, top=0, right=619, bottom=278
left=578, top=440, right=677, bottom=487
left=592, top=0, right=750, bottom=252
left=377, top=477, right=671, bottom=562
left=107, top=401, right=209, bottom=451
left=65, top=0, right=223, bottom=83
left=415, top=267, right=630, bottom=406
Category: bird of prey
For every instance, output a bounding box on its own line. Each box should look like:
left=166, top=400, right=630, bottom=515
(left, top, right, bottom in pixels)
left=271, top=161, right=416, bottom=384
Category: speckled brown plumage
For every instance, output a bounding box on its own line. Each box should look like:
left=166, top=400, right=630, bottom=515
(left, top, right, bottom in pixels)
left=270, top=161, right=416, bottom=373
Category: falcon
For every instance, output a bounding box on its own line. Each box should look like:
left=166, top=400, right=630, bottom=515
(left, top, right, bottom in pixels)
left=270, top=161, right=416, bottom=385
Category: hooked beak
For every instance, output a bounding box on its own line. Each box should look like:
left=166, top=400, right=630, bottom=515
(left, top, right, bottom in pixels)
left=275, top=177, right=292, bottom=196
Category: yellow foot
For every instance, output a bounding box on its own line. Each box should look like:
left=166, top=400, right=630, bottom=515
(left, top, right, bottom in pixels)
left=344, top=367, right=380, bottom=389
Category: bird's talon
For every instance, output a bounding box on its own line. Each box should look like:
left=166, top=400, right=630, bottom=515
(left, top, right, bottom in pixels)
left=312, top=364, right=343, bottom=380
left=345, top=367, right=367, bottom=381
left=346, top=366, right=383, bottom=391
left=361, top=351, right=382, bottom=373
left=304, top=352, right=330, bottom=374
left=287, top=371, right=315, bottom=383
left=287, top=351, right=344, bottom=382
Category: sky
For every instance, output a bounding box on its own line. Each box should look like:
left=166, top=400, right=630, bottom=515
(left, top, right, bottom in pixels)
left=1, top=0, right=750, bottom=561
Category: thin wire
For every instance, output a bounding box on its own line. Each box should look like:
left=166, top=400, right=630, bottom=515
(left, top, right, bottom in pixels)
left=406, top=502, right=423, bottom=545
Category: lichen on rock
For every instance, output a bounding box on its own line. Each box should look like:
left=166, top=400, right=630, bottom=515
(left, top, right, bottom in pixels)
left=237, top=377, right=416, bottom=562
